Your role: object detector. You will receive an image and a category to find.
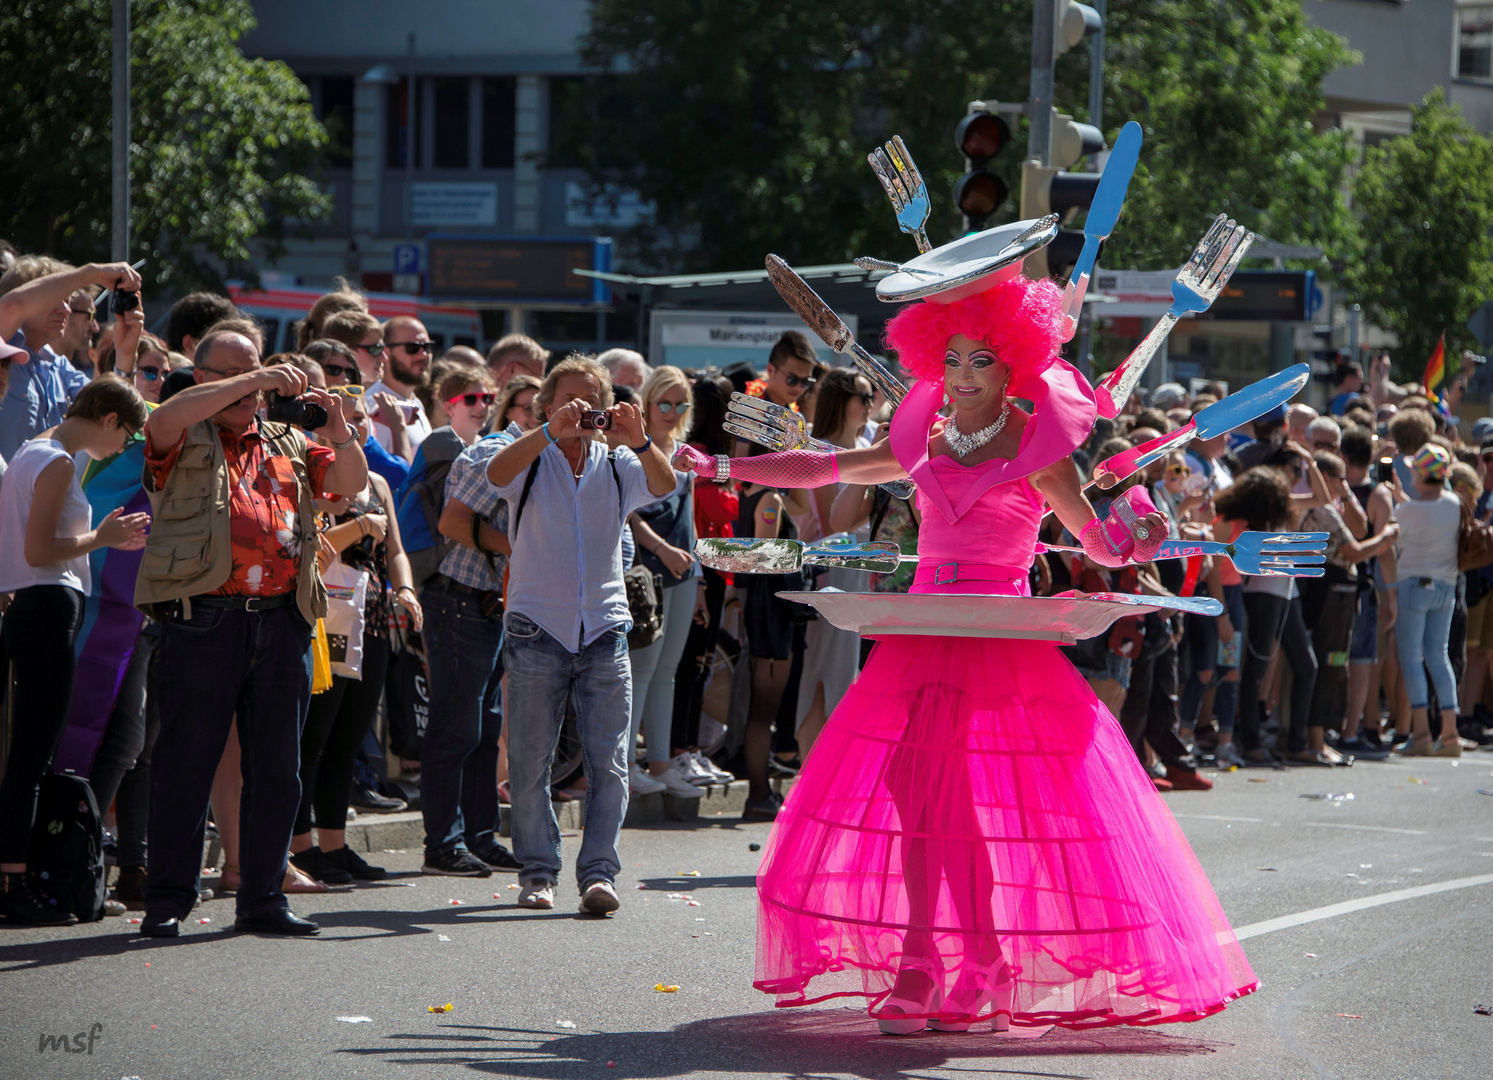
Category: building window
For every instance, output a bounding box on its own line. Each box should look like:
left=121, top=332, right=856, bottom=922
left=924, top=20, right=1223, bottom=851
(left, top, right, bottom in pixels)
left=1459, top=5, right=1493, bottom=80
left=386, top=78, right=420, bottom=168
left=481, top=77, right=516, bottom=168
left=433, top=77, right=471, bottom=169
left=317, top=76, right=354, bottom=168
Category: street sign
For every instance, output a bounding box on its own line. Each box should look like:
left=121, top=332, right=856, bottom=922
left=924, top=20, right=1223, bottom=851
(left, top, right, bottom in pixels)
left=392, top=244, right=420, bottom=276
left=425, top=235, right=613, bottom=304
left=1195, top=270, right=1315, bottom=322
left=1468, top=300, right=1493, bottom=350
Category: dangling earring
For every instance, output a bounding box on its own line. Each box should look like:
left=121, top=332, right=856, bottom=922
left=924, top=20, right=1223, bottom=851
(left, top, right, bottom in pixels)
left=942, top=392, right=950, bottom=406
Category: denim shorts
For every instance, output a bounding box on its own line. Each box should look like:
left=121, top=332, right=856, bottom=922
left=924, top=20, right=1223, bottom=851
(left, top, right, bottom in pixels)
left=1349, top=589, right=1377, bottom=664
left=1073, top=651, right=1132, bottom=690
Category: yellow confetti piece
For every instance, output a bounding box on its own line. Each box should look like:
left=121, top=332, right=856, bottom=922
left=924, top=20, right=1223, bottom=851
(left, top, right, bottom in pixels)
left=1407, top=776, right=1428, bottom=784
left=678, top=871, right=700, bottom=877
left=654, top=983, right=680, bottom=993
left=427, top=1003, right=454, bottom=1013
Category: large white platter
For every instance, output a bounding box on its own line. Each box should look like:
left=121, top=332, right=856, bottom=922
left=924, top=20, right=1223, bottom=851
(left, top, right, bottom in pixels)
left=776, top=590, right=1219, bottom=643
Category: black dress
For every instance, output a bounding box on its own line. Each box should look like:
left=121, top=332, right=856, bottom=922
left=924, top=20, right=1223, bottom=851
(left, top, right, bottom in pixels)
left=737, top=486, right=804, bottom=661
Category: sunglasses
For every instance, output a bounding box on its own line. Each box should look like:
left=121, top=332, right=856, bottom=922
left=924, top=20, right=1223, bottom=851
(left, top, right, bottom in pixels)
left=357, top=342, right=386, bottom=357
left=857, top=393, right=875, bottom=407
left=653, top=400, right=688, bottom=415
left=389, top=341, right=433, bottom=356
left=448, top=392, right=496, bottom=408
left=136, top=366, right=161, bottom=382
left=69, top=306, right=95, bottom=317
left=781, top=373, right=816, bottom=389
left=322, top=362, right=360, bottom=381
left=1166, top=463, right=1191, bottom=478
left=332, top=385, right=365, bottom=399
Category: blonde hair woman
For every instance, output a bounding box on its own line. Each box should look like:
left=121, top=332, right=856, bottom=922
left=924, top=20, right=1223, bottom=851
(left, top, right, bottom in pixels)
left=626, top=366, right=707, bottom=798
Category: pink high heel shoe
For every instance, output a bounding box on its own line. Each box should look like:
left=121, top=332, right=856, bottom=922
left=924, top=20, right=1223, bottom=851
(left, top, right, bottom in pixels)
left=928, top=962, right=1015, bottom=1033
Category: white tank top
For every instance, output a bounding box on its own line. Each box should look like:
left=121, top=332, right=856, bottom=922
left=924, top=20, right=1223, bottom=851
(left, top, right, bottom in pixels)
left=1393, top=489, right=1461, bottom=585
left=0, top=437, right=91, bottom=594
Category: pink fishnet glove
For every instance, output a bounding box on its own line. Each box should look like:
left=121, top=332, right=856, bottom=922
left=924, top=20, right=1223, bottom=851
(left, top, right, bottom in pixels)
left=1080, top=487, right=1166, bottom=566
left=672, top=443, right=716, bottom=475
left=668, top=444, right=840, bottom=488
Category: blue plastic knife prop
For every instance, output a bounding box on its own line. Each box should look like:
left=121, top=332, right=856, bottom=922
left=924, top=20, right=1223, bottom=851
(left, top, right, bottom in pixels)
left=1091, top=363, right=1311, bottom=489
left=1060, top=120, right=1143, bottom=339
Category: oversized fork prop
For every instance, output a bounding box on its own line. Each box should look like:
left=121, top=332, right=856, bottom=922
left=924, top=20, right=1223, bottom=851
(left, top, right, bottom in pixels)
left=868, top=136, right=932, bottom=255
left=1094, top=213, right=1254, bottom=418
left=695, top=532, right=1328, bottom=578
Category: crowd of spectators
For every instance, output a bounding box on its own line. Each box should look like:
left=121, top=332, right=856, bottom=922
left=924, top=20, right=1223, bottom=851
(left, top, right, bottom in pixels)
left=0, top=249, right=1489, bottom=932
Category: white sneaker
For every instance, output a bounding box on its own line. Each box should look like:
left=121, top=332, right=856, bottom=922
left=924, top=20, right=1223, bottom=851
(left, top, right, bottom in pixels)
left=579, top=879, right=620, bottom=916
left=672, top=751, right=713, bottom=785
left=692, top=751, right=735, bottom=784
left=628, top=764, right=666, bottom=796
left=656, top=763, right=705, bottom=799
left=517, top=880, right=555, bottom=909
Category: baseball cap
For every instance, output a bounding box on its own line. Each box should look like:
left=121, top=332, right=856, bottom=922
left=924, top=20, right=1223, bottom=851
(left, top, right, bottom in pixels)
left=0, top=339, right=26, bottom=363
left=1152, top=382, right=1188, bottom=409
left=1472, top=416, right=1493, bottom=443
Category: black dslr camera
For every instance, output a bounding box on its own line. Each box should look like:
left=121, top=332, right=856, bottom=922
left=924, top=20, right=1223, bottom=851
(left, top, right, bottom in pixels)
left=265, top=391, right=329, bottom=431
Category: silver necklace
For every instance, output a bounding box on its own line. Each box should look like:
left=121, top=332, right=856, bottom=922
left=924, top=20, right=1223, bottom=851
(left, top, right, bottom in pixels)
left=944, top=402, right=1010, bottom=458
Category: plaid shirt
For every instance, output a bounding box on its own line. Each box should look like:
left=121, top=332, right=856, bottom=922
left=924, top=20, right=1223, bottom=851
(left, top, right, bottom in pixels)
left=436, top=432, right=513, bottom=590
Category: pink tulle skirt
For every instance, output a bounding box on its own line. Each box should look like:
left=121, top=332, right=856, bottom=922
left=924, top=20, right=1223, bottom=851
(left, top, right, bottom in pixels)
left=755, top=634, right=1258, bottom=1029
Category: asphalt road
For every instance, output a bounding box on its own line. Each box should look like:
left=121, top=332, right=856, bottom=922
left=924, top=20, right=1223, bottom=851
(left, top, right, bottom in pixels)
left=2, top=753, right=1490, bottom=1080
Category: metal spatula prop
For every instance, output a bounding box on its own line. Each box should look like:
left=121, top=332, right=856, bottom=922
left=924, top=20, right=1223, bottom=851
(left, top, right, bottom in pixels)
left=1060, top=121, right=1142, bottom=339
left=1040, top=531, right=1328, bottom=577
left=1094, top=214, right=1254, bottom=418
left=695, top=536, right=907, bottom=575
left=724, top=393, right=915, bottom=501
left=1092, top=363, right=1311, bottom=488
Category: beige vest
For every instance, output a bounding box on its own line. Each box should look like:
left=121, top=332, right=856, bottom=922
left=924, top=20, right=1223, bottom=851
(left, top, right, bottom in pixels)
left=134, top=419, right=328, bottom=626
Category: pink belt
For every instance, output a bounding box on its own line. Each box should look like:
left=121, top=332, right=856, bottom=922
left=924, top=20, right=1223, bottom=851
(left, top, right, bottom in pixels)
left=911, top=560, right=1031, bottom=596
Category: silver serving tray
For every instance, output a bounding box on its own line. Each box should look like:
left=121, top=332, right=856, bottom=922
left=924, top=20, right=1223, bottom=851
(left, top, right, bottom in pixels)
left=776, top=590, right=1219, bottom=643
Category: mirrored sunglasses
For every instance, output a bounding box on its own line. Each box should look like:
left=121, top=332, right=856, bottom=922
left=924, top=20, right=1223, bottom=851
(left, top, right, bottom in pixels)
left=358, top=341, right=386, bottom=356
left=136, top=366, right=161, bottom=382
left=653, top=400, right=688, bottom=414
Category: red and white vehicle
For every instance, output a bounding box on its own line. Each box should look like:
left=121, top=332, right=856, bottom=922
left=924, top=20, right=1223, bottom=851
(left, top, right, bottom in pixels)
left=225, top=284, right=484, bottom=357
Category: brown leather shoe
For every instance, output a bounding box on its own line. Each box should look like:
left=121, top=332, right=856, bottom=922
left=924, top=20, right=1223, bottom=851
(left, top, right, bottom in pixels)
left=1164, top=765, right=1214, bottom=791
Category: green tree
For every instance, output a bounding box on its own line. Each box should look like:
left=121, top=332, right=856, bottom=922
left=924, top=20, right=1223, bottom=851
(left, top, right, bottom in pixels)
left=566, top=0, right=1358, bottom=276
left=1344, top=89, right=1493, bottom=379
left=0, top=0, right=330, bottom=291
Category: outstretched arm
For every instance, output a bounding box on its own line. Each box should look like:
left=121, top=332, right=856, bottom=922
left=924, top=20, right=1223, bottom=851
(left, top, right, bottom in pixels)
left=1031, top=456, right=1168, bottom=567
left=672, top=438, right=905, bottom=488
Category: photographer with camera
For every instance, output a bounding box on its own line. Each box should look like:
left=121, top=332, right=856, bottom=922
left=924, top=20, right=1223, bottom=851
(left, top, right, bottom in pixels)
left=133, top=329, right=367, bottom=939
left=484, top=356, right=677, bottom=915
left=0, top=258, right=140, bottom=458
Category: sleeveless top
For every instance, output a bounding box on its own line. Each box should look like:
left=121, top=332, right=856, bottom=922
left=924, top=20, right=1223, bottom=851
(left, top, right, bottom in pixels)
left=330, top=484, right=393, bottom=634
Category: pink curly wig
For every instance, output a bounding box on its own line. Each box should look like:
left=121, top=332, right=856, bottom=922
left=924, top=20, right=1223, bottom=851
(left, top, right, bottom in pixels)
left=882, top=275, right=1067, bottom=384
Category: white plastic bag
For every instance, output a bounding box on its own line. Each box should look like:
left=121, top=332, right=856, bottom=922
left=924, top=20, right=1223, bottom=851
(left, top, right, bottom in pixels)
left=323, top=560, right=368, bottom=679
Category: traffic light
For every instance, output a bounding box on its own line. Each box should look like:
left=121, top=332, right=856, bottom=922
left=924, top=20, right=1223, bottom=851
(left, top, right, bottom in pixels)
left=1020, top=112, right=1106, bottom=279
left=1054, top=0, right=1102, bottom=59
left=954, top=107, right=1013, bottom=232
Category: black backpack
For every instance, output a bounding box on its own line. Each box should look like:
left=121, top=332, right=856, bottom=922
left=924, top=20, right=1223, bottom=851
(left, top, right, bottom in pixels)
left=29, top=771, right=107, bottom=922
left=513, top=451, right=665, bottom=649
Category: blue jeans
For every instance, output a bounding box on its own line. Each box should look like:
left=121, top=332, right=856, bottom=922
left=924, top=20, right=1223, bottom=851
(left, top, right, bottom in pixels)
left=503, top=612, right=631, bottom=888
left=1393, top=578, right=1458, bottom=710
left=419, top=584, right=504, bottom=859
left=146, top=603, right=312, bottom=920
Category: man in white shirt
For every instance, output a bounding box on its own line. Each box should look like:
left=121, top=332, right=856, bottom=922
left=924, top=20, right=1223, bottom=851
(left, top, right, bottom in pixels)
left=369, top=315, right=434, bottom=456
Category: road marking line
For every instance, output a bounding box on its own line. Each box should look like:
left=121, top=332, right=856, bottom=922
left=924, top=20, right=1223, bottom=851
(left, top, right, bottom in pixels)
left=1173, top=813, right=1265, bottom=823
left=1300, top=822, right=1427, bottom=836
left=1232, top=874, right=1493, bottom=940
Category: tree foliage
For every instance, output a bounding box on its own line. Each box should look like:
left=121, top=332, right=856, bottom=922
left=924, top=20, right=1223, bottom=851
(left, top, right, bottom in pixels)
left=567, top=0, right=1358, bottom=275
left=1344, top=89, right=1493, bottom=377
left=0, top=0, right=330, bottom=291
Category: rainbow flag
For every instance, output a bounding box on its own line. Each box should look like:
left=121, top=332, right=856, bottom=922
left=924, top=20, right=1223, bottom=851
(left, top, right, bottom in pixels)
left=1422, top=333, right=1446, bottom=401
left=51, top=433, right=150, bottom=776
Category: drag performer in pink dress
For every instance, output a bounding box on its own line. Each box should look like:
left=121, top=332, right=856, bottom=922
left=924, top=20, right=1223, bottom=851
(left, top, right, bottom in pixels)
left=674, top=270, right=1259, bottom=1035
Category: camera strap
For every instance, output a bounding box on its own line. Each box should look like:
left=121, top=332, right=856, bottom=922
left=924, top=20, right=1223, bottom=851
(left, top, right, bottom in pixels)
left=513, top=451, right=622, bottom=535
